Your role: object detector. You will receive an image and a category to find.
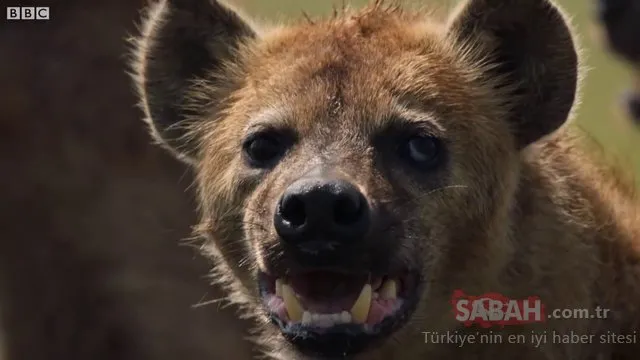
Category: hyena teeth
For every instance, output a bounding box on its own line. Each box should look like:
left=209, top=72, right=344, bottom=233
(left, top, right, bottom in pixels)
left=350, top=284, right=372, bottom=324
left=380, top=279, right=398, bottom=300
left=275, top=278, right=283, bottom=297
left=332, top=313, right=342, bottom=323
left=340, top=311, right=352, bottom=323
left=281, top=284, right=304, bottom=322
left=301, top=311, right=312, bottom=325
left=314, top=314, right=334, bottom=328
left=300, top=312, right=352, bottom=327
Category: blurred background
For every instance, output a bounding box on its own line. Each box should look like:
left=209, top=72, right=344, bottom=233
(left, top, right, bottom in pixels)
left=0, top=1, right=638, bottom=360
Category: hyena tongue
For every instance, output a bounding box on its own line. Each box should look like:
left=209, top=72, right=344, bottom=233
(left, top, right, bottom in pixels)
left=289, top=272, right=366, bottom=313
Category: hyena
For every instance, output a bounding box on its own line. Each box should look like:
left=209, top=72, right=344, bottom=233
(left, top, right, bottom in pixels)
left=133, top=0, right=640, bottom=358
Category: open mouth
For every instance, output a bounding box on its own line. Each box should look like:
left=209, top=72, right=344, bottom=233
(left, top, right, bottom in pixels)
left=259, top=269, right=421, bottom=357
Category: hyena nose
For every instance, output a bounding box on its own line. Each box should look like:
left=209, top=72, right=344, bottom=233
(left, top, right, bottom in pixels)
left=274, top=178, right=370, bottom=246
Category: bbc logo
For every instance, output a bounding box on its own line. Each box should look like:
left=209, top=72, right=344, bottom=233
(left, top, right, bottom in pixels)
left=6, top=7, right=50, bottom=20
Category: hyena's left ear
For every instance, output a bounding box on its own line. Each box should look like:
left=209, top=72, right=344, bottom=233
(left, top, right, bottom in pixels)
left=133, top=0, right=257, bottom=162
left=447, top=0, right=578, bottom=148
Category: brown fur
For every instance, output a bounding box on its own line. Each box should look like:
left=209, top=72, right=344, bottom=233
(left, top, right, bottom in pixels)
left=133, top=0, right=640, bottom=359
left=0, top=1, right=254, bottom=359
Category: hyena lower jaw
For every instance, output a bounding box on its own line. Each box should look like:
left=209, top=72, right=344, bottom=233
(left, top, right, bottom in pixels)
left=257, top=268, right=423, bottom=356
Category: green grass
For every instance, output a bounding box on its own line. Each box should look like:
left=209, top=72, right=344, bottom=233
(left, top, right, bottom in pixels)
left=238, top=0, right=640, bottom=182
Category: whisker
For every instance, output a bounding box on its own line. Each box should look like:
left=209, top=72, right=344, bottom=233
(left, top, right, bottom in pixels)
left=192, top=296, right=226, bottom=309
left=413, top=185, right=469, bottom=201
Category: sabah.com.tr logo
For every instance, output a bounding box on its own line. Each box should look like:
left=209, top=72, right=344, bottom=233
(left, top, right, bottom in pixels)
left=451, top=290, right=612, bottom=328
left=452, top=290, right=545, bottom=328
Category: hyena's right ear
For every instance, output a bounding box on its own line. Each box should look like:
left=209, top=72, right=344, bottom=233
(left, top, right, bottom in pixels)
left=132, top=0, right=257, bottom=162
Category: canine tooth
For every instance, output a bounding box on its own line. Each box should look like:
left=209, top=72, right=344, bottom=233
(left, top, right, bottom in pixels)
left=380, top=279, right=397, bottom=300
left=282, top=284, right=304, bottom=322
left=302, top=311, right=312, bottom=325
left=350, top=284, right=372, bottom=324
left=373, top=292, right=379, bottom=299
left=341, top=311, right=352, bottom=323
left=275, top=279, right=283, bottom=297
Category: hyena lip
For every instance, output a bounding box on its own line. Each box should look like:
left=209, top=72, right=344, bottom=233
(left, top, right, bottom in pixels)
left=258, top=269, right=421, bottom=357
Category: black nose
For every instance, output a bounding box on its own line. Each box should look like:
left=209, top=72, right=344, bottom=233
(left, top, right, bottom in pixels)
left=274, top=178, right=370, bottom=246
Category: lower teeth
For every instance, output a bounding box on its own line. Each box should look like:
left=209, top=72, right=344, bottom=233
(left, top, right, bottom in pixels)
left=301, top=311, right=352, bottom=327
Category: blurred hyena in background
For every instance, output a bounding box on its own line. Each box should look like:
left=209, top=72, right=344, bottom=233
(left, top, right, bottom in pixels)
left=596, top=0, right=640, bottom=125
left=0, top=1, right=254, bottom=359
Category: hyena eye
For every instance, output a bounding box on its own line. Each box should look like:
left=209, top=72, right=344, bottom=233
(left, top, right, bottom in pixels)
left=242, top=131, right=289, bottom=168
left=398, top=135, right=442, bottom=170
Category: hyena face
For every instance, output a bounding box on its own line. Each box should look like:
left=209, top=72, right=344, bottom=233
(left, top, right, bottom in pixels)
left=134, top=0, right=577, bottom=357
